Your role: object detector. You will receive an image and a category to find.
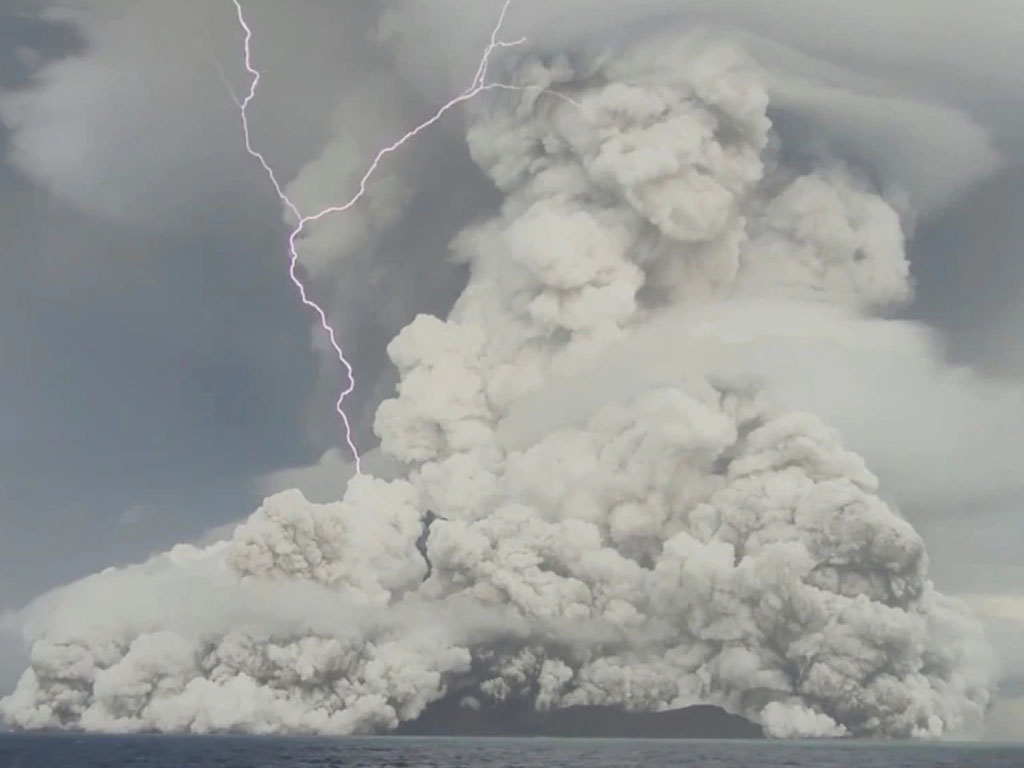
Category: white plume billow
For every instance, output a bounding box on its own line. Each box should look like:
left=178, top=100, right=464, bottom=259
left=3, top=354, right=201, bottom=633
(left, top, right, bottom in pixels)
left=1, top=26, right=995, bottom=739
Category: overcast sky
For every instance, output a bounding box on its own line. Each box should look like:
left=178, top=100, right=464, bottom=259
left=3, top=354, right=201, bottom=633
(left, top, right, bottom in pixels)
left=1, top=0, right=1024, bottom=721
left=0, top=3, right=314, bottom=610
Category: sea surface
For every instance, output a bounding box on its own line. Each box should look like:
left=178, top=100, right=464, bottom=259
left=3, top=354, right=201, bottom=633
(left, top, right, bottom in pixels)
left=0, top=734, right=1022, bottom=768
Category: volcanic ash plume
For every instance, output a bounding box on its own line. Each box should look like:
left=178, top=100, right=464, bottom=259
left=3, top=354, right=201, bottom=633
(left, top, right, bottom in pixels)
left=1, top=30, right=993, bottom=738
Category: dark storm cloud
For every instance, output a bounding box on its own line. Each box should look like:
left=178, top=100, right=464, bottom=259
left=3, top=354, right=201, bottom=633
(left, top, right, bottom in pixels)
left=909, top=169, right=1024, bottom=376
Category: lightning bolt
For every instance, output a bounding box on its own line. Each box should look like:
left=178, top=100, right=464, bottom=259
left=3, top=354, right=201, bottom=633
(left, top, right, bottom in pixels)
left=229, top=0, right=527, bottom=475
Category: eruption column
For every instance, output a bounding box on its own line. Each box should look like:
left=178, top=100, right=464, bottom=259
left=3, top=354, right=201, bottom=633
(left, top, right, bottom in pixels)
left=230, top=0, right=525, bottom=473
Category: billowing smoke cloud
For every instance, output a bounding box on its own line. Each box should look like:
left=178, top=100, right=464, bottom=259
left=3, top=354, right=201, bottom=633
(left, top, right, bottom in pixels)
left=2, top=15, right=997, bottom=739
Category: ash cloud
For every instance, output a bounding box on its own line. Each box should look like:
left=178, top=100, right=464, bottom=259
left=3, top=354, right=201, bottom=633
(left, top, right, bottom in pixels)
left=0, top=4, right=1006, bottom=740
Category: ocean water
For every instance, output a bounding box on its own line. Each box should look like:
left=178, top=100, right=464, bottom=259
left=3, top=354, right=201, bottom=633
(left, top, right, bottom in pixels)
left=1, top=735, right=1023, bottom=768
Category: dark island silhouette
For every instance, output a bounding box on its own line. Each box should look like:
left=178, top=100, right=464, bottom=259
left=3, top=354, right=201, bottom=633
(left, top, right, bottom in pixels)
left=395, top=697, right=764, bottom=738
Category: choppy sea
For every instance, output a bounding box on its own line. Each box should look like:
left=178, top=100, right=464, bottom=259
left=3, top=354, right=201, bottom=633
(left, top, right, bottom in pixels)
left=1, top=735, right=1023, bottom=768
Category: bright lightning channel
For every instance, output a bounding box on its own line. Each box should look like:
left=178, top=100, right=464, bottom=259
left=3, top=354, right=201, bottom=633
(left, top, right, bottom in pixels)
left=229, top=0, right=526, bottom=475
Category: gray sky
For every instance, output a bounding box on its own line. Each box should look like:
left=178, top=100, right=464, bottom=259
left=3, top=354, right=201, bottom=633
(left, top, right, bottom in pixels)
left=0, top=3, right=317, bottom=643
left=1, top=0, right=1024, bottom=722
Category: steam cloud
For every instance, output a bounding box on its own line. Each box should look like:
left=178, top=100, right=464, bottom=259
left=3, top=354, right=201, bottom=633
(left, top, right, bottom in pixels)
left=1, top=19, right=995, bottom=739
